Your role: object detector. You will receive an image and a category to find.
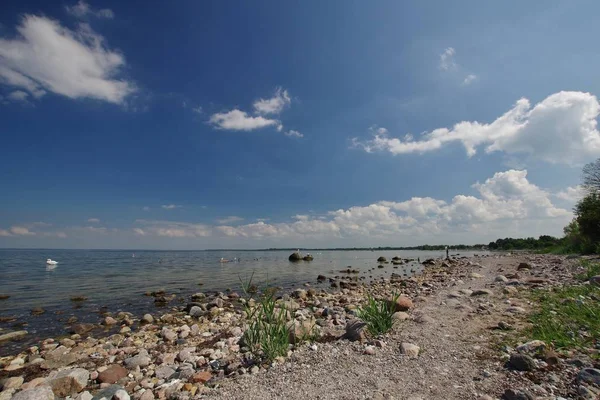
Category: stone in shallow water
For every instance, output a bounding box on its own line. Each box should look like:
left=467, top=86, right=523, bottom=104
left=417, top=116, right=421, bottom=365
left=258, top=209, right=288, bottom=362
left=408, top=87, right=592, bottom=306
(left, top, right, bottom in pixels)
left=0, top=330, right=27, bottom=343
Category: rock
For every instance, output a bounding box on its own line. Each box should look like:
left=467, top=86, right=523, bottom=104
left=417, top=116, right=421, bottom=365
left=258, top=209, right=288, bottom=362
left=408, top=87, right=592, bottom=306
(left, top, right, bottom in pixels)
left=392, top=312, right=410, bottom=322
left=104, top=317, right=118, bottom=326
left=20, top=378, right=46, bottom=391
left=577, top=368, right=600, bottom=386
left=2, top=376, right=24, bottom=390
left=190, top=371, right=212, bottom=384
left=161, top=328, right=178, bottom=342
left=590, top=276, right=600, bottom=287
left=503, top=286, right=518, bottom=295
left=76, top=391, right=93, bottom=400
left=139, top=391, right=154, bottom=400
left=516, top=340, right=546, bottom=354
left=70, top=296, right=88, bottom=302
left=303, top=254, right=314, bottom=261
left=12, top=386, right=55, bottom=400
left=506, top=306, right=526, bottom=313
left=389, top=296, right=413, bottom=312
left=471, top=289, right=492, bottom=296
left=364, top=345, right=376, bottom=355
left=97, top=364, right=128, bottom=384
left=495, top=275, right=509, bottom=283
left=112, top=390, right=129, bottom=400
left=124, top=352, right=151, bottom=369
left=0, top=294, right=9, bottom=300
left=189, top=306, right=203, bottom=318
left=517, top=262, right=532, bottom=270
left=91, top=384, right=125, bottom=400
left=47, top=368, right=89, bottom=397
left=400, top=342, right=420, bottom=358
left=578, top=385, right=598, bottom=400
left=141, top=314, right=154, bottom=324
left=292, top=289, right=307, bottom=300
left=470, top=273, right=483, bottom=278
left=344, top=320, right=367, bottom=342
left=317, top=275, right=326, bottom=281
left=154, top=366, right=175, bottom=380
left=70, top=323, right=95, bottom=335
left=31, top=307, right=45, bottom=315
left=509, top=353, right=536, bottom=371
left=0, top=330, right=28, bottom=343
left=289, top=252, right=302, bottom=262
left=501, top=389, right=534, bottom=400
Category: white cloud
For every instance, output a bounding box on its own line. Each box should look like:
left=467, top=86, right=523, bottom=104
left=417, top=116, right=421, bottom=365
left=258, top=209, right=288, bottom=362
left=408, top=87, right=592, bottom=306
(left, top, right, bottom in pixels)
left=216, top=216, right=244, bottom=224
left=285, top=129, right=303, bottom=138
left=0, top=229, right=12, bottom=237
left=0, top=15, right=134, bottom=104
left=7, top=90, right=29, bottom=102
left=439, top=47, right=456, bottom=70
left=10, top=226, right=35, bottom=236
left=253, top=87, right=291, bottom=115
left=555, top=185, right=584, bottom=204
left=133, top=228, right=145, bottom=236
left=209, top=109, right=279, bottom=131
left=462, top=74, right=477, bottom=85
left=161, top=204, right=182, bottom=210
left=192, top=105, right=202, bottom=114
left=66, top=1, right=114, bottom=19
left=352, top=91, right=600, bottom=166
left=87, top=218, right=100, bottom=223
left=135, top=220, right=211, bottom=238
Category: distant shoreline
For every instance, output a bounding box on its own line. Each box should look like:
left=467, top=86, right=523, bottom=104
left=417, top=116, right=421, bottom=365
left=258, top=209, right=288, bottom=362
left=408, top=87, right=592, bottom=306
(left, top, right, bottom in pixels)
left=0, top=246, right=488, bottom=252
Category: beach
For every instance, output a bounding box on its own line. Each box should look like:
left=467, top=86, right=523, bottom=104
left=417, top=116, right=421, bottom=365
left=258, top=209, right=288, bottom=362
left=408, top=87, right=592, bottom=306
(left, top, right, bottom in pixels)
left=0, top=253, right=598, bottom=400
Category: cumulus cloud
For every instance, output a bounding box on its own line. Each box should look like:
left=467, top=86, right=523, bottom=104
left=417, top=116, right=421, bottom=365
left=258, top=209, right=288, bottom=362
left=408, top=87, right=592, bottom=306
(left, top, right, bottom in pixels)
left=555, top=185, right=584, bottom=204
left=10, top=226, right=35, bottom=236
left=216, top=216, right=244, bottom=224
left=162, top=204, right=182, bottom=210
left=253, top=87, right=291, bottom=115
left=209, top=109, right=279, bottom=131
left=66, top=1, right=114, bottom=19
left=130, top=170, right=571, bottom=244
left=463, top=74, right=477, bottom=85
left=87, top=218, right=100, bottom=223
left=209, top=87, right=293, bottom=133
left=0, top=15, right=134, bottom=104
left=7, top=90, right=29, bottom=102
left=285, top=130, right=303, bottom=138
left=352, top=91, right=600, bottom=166
left=439, top=47, right=456, bottom=70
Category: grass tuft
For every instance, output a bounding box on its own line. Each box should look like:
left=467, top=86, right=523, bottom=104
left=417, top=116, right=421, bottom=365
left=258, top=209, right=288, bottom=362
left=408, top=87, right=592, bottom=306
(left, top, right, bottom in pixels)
left=357, top=292, right=399, bottom=337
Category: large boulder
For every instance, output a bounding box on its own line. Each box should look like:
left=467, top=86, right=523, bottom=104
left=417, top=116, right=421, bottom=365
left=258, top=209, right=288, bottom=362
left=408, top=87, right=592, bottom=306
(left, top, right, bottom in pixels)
left=377, top=256, right=387, bottom=262
left=289, top=252, right=302, bottom=262
left=47, top=368, right=89, bottom=397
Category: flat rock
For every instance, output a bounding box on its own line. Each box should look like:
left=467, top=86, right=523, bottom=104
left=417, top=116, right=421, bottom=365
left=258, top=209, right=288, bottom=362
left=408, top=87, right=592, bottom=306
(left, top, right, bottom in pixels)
left=47, top=368, right=89, bottom=397
left=12, top=385, right=55, bottom=400
left=501, top=389, right=534, bottom=400
left=91, top=384, right=125, bottom=400
left=97, top=364, right=128, bottom=384
left=0, top=330, right=27, bottom=343
left=471, top=289, right=492, bottom=296
left=124, top=351, right=151, bottom=369
left=577, top=368, right=600, bottom=386
left=154, top=366, right=175, bottom=380
left=509, top=353, right=536, bottom=371
left=495, top=275, right=508, bottom=283
left=2, top=376, right=24, bottom=390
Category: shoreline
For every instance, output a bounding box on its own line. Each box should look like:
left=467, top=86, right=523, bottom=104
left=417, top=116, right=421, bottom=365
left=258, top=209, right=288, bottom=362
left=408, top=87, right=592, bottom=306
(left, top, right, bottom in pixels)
left=0, top=254, right=598, bottom=399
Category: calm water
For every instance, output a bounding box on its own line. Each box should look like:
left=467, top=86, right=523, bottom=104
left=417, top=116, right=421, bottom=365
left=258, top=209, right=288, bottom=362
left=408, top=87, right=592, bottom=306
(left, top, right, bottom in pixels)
left=0, top=248, right=486, bottom=354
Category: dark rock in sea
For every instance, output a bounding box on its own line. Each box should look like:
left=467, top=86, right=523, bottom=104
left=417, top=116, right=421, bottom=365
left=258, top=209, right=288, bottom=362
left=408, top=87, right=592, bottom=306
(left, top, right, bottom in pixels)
left=330, top=281, right=339, bottom=288
left=70, top=295, right=88, bottom=302
left=303, top=254, right=314, bottom=261
left=69, top=323, right=95, bottom=335
left=31, top=307, right=45, bottom=316
left=0, top=330, right=27, bottom=343
left=392, top=256, right=401, bottom=261
left=422, top=258, right=435, bottom=266
left=377, top=256, right=387, bottom=262
left=317, top=275, right=327, bottom=281
left=289, top=252, right=302, bottom=262
left=0, top=294, right=9, bottom=300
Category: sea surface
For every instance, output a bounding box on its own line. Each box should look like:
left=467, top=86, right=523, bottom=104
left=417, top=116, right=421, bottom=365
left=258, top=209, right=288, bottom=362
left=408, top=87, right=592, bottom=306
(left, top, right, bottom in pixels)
left=0, top=248, right=486, bottom=354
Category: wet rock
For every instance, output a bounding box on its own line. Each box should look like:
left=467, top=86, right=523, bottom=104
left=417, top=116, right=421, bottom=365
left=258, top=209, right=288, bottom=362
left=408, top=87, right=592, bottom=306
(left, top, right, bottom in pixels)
left=317, top=275, right=326, bottom=282
left=509, top=353, right=536, bottom=371
left=303, top=254, right=314, bottom=261
left=70, top=323, right=95, bottom=335
left=141, top=314, right=154, bottom=324
left=344, top=320, right=367, bottom=342
left=104, top=317, right=118, bottom=326
left=12, top=386, right=55, bottom=400
left=377, top=256, right=387, bottom=262
left=31, top=308, right=45, bottom=316
left=47, top=368, right=89, bottom=397
left=289, top=252, right=302, bottom=262
left=501, top=389, right=534, bottom=400
left=189, top=306, right=203, bottom=318
left=97, top=364, right=128, bottom=384
left=0, top=330, right=27, bottom=343
left=70, top=296, right=88, bottom=302
left=577, top=368, right=600, bottom=386
left=400, top=342, right=420, bottom=358
left=0, top=294, right=10, bottom=300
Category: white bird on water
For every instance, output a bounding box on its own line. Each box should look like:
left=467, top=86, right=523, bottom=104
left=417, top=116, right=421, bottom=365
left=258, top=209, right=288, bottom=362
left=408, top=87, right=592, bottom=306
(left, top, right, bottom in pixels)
left=46, top=258, right=58, bottom=265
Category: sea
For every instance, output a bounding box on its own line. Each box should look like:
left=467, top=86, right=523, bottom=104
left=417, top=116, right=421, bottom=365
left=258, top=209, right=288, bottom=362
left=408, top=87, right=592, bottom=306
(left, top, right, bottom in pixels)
left=0, top=248, right=486, bottom=355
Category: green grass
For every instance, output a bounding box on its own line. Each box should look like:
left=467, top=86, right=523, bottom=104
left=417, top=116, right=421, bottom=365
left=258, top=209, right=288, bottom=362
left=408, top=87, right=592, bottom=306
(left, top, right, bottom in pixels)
left=240, top=273, right=291, bottom=362
left=527, top=263, right=600, bottom=349
left=576, top=260, right=600, bottom=281
left=356, top=292, right=399, bottom=337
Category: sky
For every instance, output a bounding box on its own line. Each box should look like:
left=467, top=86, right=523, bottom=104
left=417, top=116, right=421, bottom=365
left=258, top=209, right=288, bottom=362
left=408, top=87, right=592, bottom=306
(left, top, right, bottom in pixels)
left=0, top=0, right=599, bottom=249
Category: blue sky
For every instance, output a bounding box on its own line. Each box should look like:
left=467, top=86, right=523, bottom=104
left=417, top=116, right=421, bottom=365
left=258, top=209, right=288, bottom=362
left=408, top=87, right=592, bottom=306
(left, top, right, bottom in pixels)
left=0, top=0, right=598, bottom=249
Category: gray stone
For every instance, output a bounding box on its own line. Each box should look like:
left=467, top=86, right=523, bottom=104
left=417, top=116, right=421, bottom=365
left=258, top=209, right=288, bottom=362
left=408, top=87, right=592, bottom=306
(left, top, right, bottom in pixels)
left=501, top=389, right=534, bottom=400
left=12, top=386, right=55, bottom=400
left=590, top=276, right=600, bottom=287
left=124, top=351, right=151, bottom=369
left=495, top=275, right=508, bottom=283
left=141, top=314, right=154, bottom=324
left=112, top=389, right=130, bottom=400
left=577, top=368, right=600, bottom=386
left=91, top=385, right=125, bottom=400
left=188, top=306, right=203, bottom=318
left=471, top=289, right=492, bottom=296
left=75, top=391, right=93, bottom=400
left=161, top=327, right=177, bottom=342
left=509, top=353, right=536, bottom=371
left=400, top=342, right=420, bottom=358
left=154, top=366, right=176, bottom=380
left=2, top=376, right=24, bottom=390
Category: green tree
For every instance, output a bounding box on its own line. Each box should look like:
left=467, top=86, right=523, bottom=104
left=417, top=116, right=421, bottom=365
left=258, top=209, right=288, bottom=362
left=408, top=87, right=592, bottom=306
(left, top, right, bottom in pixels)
left=574, top=193, right=600, bottom=253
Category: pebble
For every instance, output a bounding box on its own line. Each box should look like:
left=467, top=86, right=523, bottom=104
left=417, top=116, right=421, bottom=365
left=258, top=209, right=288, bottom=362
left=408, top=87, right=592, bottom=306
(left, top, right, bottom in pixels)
left=400, top=342, right=420, bottom=358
